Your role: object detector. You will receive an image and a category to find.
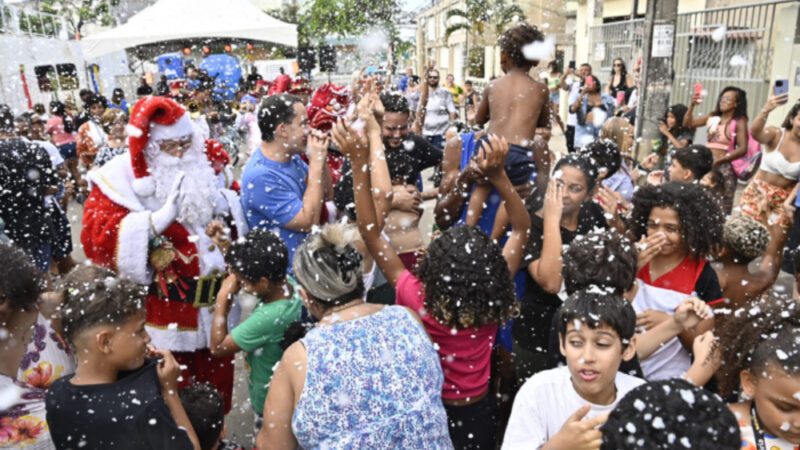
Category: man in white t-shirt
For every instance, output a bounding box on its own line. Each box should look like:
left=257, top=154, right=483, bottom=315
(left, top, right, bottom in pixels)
left=503, top=288, right=644, bottom=450
left=559, top=63, right=592, bottom=153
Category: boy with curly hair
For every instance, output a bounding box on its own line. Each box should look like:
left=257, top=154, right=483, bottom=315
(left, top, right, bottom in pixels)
left=627, top=181, right=724, bottom=381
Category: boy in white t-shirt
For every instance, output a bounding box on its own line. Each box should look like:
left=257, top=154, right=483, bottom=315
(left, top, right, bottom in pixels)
left=503, top=287, right=645, bottom=450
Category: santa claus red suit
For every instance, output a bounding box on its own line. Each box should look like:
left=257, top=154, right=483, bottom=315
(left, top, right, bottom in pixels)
left=80, top=96, right=247, bottom=411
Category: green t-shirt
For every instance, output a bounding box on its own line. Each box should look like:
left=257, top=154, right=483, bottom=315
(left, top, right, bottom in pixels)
left=231, top=279, right=302, bottom=414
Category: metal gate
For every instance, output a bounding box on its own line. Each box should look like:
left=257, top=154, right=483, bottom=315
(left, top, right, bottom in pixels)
left=589, top=19, right=645, bottom=83
left=588, top=0, right=797, bottom=119
left=671, top=1, right=793, bottom=119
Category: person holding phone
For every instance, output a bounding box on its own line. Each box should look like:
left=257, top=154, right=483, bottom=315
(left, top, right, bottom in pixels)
left=606, top=58, right=634, bottom=101
left=569, top=74, right=616, bottom=149
left=738, top=91, right=799, bottom=231
left=684, top=86, right=750, bottom=213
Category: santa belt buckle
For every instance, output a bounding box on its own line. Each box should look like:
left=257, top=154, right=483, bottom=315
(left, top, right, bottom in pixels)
left=150, top=273, right=224, bottom=308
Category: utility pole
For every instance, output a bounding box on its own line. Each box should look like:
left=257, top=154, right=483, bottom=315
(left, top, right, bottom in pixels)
left=634, top=0, right=679, bottom=161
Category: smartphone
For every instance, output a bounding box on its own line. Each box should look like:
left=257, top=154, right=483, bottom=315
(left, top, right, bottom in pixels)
left=585, top=76, right=595, bottom=90
left=568, top=60, right=576, bottom=71
left=775, top=79, right=789, bottom=96
left=693, top=83, right=703, bottom=97
left=616, top=91, right=626, bottom=106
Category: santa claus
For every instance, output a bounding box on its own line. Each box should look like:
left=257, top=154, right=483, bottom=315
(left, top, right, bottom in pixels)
left=80, top=96, right=247, bottom=411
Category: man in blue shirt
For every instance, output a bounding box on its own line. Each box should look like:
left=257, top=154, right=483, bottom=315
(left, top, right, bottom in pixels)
left=241, top=94, right=329, bottom=269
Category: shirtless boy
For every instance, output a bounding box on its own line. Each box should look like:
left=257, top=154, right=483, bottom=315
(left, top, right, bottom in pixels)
left=470, top=22, right=551, bottom=228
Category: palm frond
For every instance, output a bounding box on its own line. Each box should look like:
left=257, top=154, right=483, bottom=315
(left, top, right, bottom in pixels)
left=445, top=8, right=469, bottom=19
left=445, top=22, right=471, bottom=41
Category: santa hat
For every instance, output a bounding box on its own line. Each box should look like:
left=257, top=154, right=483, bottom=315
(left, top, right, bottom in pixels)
left=126, top=96, right=195, bottom=196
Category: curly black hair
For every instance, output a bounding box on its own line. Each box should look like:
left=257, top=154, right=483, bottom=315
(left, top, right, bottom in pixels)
left=578, top=139, right=622, bottom=179
left=627, top=181, right=723, bottom=259
left=225, top=229, right=288, bottom=284
left=179, top=383, right=225, bottom=450
left=379, top=91, right=410, bottom=115
left=563, top=230, right=638, bottom=296
left=0, top=244, right=43, bottom=311
left=416, top=225, right=518, bottom=329
left=499, top=22, right=545, bottom=68
left=714, top=294, right=800, bottom=396
left=601, top=379, right=741, bottom=450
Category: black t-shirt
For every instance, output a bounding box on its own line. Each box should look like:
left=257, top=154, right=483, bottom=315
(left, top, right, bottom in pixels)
left=339, top=134, right=441, bottom=185
left=0, top=139, right=58, bottom=248
left=46, top=359, right=193, bottom=450
left=513, top=202, right=608, bottom=352
left=335, top=134, right=442, bottom=217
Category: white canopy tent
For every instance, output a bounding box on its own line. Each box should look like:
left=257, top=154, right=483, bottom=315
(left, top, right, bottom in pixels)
left=81, top=0, right=298, bottom=59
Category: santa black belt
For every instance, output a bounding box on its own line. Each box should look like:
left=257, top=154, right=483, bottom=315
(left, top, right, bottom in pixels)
left=148, top=273, right=224, bottom=308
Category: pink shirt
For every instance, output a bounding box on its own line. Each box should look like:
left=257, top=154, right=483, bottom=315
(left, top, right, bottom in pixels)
left=395, top=270, right=497, bottom=400
left=45, top=116, right=76, bottom=146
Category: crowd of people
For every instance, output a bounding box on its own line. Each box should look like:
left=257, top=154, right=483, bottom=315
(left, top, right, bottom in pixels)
left=3, top=20, right=800, bottom=450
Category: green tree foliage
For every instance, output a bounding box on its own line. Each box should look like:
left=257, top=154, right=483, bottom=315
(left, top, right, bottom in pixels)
left=444, top=0, right=525, bottom=78
left=37, top=0, right=121, bottom=35
left=301, top=0, right=400, bottom=43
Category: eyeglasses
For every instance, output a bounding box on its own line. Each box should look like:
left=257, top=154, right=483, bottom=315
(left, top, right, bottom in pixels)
left=614, top=63, right=623, bottom=67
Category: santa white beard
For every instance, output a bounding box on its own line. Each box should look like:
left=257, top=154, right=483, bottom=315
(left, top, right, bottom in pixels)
left=149, top=149, right=219, bottom=228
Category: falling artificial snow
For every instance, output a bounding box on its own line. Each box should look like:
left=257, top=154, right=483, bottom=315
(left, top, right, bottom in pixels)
left=522, top=36, right=556, bottom=61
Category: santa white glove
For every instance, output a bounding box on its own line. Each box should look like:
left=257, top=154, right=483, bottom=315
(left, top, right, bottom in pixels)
left=151, top=173, right=184, bottom=234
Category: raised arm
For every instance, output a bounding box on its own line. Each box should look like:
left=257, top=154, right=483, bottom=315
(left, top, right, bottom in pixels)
left=751, top=94, right=788, bottom=148
left=752, top=220, right=790, bottom=293
left=476, top=135, right=531, bottom=275
left=527, top=178, right=564, bottom=294
left=332, top=119, right=406, bottom=286
left=209, top=274, right=243, bottom=358
left=284, top=133, right=330, bottom=231
left=434, top=134, right=467, bottom=229
left=684, top=93, right=709, bottom=129
left=411, top=68, right=431, bottom=135
left=359, top=88, right=392, bottom=229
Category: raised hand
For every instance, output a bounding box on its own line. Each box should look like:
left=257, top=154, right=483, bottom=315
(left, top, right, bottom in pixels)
left=331, top=118, right=369, bottom=162
left=306, top=130, right=330, bottom=164
left=636, top=232, right=667, bottom=270
left=151, top=172, right=185, bottom=233
left=543, top=178, right=564, bottom=224
left=475, top=134, right=509, bottom=179
left=764, top=93, right=790, bottom=113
